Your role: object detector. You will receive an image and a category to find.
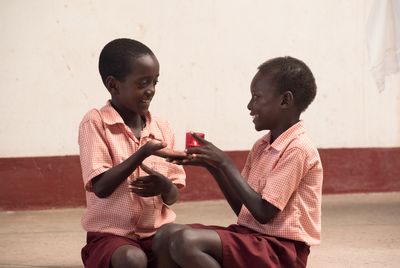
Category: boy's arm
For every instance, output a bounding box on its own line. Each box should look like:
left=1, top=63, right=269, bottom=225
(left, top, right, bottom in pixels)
left=175, top=153, right=278, bottom=223
left=167, top=153, right=242, bottom=213
left=207, top=166, right=243, bottom=216
left=218, top=160, right=279, bottom=224
left=184, top=134, right=279, bottom=224
left=160, top=181, right=179, bottom=205
left=92, top=140, right=166, bottom=198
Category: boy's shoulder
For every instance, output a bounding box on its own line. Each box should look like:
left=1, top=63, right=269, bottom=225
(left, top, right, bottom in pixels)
left=285, top=132, right=321, bottom=168
left=80, top=102, right=120, bottom=126
left=274, top=121, right=317, bottom=152
left=251, top=122, right=319, bottom=156
left=80, top=108, right=102, bottom=125
left=289, top=131, right=318, bottom=153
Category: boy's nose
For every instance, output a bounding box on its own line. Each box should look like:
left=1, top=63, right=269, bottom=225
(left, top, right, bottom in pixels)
left=145, top=86, right=155, bottom=96
left=247, top=100, right=252, bottom=110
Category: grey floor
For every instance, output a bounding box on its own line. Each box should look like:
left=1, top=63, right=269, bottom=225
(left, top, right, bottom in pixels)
left=0, top=193, right=399, bottom=268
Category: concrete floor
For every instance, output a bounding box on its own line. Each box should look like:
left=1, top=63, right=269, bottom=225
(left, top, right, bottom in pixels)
left=0, top=193, right=399, bottom=268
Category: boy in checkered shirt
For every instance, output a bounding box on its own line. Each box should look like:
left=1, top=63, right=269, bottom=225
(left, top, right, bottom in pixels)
left=79, top=38, right=186, bottom=268
left=152, top=56, right=323, bottom=268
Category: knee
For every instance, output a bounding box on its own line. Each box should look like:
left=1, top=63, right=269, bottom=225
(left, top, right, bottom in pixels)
left=111, top=245, right=147, bottom=268
left=152, top=223, right=184, bottom=253
left=169, top=228, right=198, bottom=260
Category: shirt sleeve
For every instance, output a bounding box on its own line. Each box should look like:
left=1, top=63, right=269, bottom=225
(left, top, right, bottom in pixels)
left=261, top=147, right=307, bottom=210
left=78, top=110, right=113, bottom=191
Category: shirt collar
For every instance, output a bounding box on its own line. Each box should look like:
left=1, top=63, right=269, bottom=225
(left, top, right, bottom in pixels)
left=261, top=120, right=306, bottom=151
left=100, top=100, right=125, bottom=125
left=99, top=100, right=163, bottom=140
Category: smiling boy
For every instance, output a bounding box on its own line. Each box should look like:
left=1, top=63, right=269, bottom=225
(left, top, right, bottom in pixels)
left=152, top=56, right=323, bottom=268
left=78, top=38, right=185, bottom=268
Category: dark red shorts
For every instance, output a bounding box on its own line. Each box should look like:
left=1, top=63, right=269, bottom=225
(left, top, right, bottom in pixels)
left=81, top=232, right=154, bottom=268
left=191, top=224, right=310, bottom=268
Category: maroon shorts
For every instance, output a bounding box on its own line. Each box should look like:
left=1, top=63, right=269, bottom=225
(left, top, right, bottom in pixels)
left=81, top=232, right=154, bottom=268
left=191, top=224, right=310, bottom=268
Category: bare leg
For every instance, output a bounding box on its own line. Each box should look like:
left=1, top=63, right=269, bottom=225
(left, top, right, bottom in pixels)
left=111, top=245, right=147, bottom=268
left=170, top=228, right=222, bottom=268
left=152, top=223, right=190, bottom=268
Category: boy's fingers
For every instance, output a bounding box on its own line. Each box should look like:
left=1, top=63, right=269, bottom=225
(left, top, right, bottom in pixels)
left=185, top=146, right=206, bottom=155
left=140, top=164, right=156, bottom=175
left=131, top=181, right=155, bottom=188
left=190, top=153, right=211, bottom=161
left=131, top=176, right=153, bottom=184
left=169, top=154, right=208, bottom=166
left=191, top=132, right=207, bottom=144
left=140, top=164, right=164, bottom=178
left=154, top=148, right=187, bottom=159
left=128, top=176, right=149, bottom=186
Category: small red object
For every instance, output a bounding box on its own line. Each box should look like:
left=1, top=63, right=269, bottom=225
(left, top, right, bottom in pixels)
left=185, top=132, right=205, bottom=148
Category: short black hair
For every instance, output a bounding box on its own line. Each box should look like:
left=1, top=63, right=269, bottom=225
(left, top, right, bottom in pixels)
left=98, top=38, right=154, bottom=86
left=258, top=56, right=317, bottom=112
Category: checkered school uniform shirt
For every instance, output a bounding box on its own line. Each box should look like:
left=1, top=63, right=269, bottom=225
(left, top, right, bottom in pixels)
left=78, top=101, right=186, bottom=239
left=238, top=121, right=323, bottom=246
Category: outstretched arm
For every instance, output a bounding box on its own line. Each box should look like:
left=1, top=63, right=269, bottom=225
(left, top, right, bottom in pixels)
left=207, top=166, right=243, bottom=216
left=168, top=146, right=243, bottom=215
left=217, top=159, right=279, bottom=224
left=185, top=134, right=279, bottom=224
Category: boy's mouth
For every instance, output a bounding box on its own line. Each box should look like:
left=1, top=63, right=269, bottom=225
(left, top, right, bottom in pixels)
left=140, top=99, right=151, bottom=104
left=251, top=113, right=259, bottom=121
left=138, top=99, right=152, bottom=110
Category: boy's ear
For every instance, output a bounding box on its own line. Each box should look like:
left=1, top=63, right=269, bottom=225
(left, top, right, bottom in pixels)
left=280, top=91, right=294, bottom=108
left=105, top=75, right=119, bottom=95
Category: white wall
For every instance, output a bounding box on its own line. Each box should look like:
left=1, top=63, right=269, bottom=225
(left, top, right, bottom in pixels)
left=1, top=0, right=399, bottom=157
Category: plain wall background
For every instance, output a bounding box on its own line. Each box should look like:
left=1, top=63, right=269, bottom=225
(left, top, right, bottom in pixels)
left=1, top=0, right=399, bottom=157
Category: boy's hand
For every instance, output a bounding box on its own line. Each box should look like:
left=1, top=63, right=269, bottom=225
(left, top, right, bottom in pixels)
left=141, top=139, right=167, bottom=158
left=153, top=148, right=187, bottom=160
left=173, top=133, right=232, bottom=169
left=129, top=164, right=173, bottom=197
left=142, top=139, right=186, bottom=159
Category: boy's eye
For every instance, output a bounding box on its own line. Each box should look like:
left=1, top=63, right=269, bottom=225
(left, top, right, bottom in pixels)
left=139, top=80, right=149, bottom=88
left=138, top=79, right=158, bottom=88
left=139, top=79, right=155, bottom=88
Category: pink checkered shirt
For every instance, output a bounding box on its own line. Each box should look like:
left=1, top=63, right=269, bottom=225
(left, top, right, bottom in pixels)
left=78, top=101, right=186, bottom=239
left=238, top=120, right=323, bottom=246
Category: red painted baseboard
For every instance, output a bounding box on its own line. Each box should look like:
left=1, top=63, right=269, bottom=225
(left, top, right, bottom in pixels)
left=1, top=148, right=399, bottom=210
left=318, top=148, right=400, bottom=193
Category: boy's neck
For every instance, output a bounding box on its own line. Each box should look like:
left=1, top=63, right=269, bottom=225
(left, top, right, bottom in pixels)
left=110, top=101, right=145, bottom=130
left=270, top=116, right=300, bottom=144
